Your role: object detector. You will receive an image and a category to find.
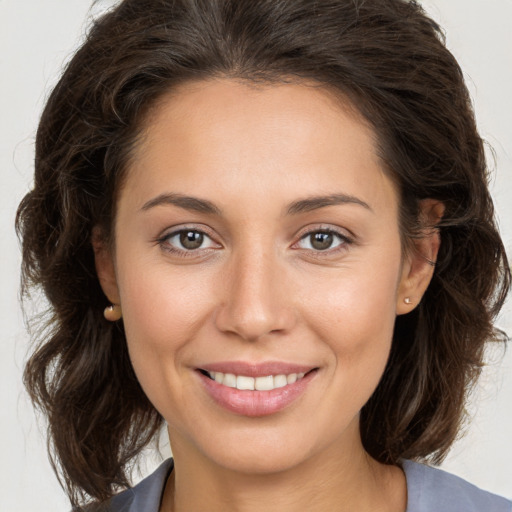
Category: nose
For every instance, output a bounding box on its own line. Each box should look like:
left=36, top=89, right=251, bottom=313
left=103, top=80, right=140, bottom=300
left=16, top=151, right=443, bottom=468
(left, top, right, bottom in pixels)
left=214, top=247, right=297, bottom=342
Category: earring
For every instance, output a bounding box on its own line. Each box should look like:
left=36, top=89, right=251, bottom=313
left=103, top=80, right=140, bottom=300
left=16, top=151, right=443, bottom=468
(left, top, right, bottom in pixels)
left=404, top=297, right=412, bottom=305
left=104, top=304, right=122, bottom=321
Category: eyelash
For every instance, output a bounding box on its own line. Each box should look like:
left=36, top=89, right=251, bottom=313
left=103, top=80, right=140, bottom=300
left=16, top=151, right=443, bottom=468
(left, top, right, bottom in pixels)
left=156, top=226, right=354, bottom=257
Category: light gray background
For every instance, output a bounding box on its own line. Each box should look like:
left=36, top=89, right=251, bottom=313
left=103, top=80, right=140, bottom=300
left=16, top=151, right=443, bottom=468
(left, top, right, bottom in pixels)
left=1, top=1, right=511, bottom=510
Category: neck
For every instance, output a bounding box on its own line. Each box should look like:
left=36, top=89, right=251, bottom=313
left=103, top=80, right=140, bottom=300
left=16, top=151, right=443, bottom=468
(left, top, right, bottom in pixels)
left=160, top=423, right=406, bottom=512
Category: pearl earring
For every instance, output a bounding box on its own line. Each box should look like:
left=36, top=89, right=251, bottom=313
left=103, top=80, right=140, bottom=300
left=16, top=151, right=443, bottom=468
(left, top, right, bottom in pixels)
left=404, top=297, right=412, bottom=305
left=104, top=304, right=122, bottom=321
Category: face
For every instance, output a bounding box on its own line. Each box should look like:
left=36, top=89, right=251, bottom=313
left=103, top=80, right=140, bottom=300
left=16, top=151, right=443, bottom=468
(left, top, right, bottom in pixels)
left=97, top=79, right=433, bottom=475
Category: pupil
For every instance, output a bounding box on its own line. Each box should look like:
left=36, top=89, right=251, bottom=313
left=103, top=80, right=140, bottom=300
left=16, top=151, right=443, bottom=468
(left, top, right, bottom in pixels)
left=311, top=232, right=333, bottom=250
left=180, top=231, right=203, bottom=250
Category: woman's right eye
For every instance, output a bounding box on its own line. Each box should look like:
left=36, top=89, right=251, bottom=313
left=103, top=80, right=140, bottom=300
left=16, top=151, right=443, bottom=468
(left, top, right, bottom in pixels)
left=159, top=229, right=218, bottom=253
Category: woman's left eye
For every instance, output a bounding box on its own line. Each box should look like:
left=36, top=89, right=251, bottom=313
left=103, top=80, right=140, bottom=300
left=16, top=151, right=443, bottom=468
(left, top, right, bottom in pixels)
left=160, top=229, right=217, bottom=252
left=296, top=230, right=350, bottom=252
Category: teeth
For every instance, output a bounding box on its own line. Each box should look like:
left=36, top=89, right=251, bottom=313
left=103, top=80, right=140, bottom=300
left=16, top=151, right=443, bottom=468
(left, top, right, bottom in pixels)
left=255, top=375, right=274, bottom=391
left=223, top=373, right=237, bottom=388
left=236, top=375, right=255, bottom=390
left=287, top=373, right=297, bottom=384
left=204, top=370, right=309, bottom=391
left=273, top=374, right=288, bottom=388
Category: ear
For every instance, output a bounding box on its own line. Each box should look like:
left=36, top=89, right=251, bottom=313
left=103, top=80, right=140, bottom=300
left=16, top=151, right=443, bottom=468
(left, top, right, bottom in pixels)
left=92, top=226, right=120, bottom=305
left=396, top=199, right=445, bottom=315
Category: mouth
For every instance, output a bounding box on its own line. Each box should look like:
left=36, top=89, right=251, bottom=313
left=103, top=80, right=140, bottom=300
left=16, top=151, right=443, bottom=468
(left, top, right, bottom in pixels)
left=198, top=368, right=315, bottom=391
left=196, top=365, right=319, bottom=416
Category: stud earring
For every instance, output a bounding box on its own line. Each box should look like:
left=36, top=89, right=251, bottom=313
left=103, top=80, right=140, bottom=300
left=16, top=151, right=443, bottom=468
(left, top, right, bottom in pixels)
left=104, top=304, right=122, bottom=321
left=404, top=297, right=412, bottom=305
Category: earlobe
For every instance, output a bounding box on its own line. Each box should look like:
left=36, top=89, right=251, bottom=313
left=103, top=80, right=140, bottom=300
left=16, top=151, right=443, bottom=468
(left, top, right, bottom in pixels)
left=396, top=199, right=444, bottom=315
left=92, top=226, right=120, bottom=305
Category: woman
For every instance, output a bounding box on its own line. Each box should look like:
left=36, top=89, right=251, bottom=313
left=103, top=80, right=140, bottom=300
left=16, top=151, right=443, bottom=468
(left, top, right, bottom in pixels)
left=16, top=0, right=511, bottom=510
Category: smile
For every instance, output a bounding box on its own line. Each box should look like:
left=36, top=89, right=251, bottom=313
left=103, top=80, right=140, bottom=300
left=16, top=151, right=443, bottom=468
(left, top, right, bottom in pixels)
left=202, top=370, right=307, bottom=391
left=197, top=365, right=318, bottom=416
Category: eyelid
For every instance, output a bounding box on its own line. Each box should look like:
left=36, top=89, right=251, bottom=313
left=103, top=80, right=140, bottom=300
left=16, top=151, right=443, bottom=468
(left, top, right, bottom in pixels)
left=296, top=224, right=354, bottom=241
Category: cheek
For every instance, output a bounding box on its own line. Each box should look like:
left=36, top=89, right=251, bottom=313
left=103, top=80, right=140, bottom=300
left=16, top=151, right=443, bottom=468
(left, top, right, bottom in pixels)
left=307, top=257, right=400, bottom=333
left=300, top=249, right=402, bottom=381
left=115, top=256, right=217, bottom=396
left=119, top=257, right=210, bottom=338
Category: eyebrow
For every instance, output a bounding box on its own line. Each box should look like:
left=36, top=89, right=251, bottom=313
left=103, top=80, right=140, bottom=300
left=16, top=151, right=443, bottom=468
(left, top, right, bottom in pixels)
left=286, top=194, right=373, bottom=215
left=140, top=192, right=372, bottom=216
left=141, top=193, right=222, bottom=215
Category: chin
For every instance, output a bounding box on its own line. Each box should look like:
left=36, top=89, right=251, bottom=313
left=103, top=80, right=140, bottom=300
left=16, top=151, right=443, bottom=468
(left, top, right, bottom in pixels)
left=174, top=412, right=359, bottom=477
left=206, top=442, right=313, bottom=476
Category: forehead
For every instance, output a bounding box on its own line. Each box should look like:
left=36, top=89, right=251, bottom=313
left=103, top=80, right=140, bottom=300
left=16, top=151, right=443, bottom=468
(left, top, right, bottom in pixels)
left=121, top=78, right=398, bottom=218
left=139, top=78, right=373, bottom=159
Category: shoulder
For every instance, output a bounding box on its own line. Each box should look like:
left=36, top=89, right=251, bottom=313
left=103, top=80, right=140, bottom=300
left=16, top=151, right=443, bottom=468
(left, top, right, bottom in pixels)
left=403, top=460, right=512, bottom=512
left=82, top=459, right=174, bottom=512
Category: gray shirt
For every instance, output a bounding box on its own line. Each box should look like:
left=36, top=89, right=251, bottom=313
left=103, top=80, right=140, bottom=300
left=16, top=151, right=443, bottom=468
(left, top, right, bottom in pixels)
left=103, top=458, right=511, bottom=511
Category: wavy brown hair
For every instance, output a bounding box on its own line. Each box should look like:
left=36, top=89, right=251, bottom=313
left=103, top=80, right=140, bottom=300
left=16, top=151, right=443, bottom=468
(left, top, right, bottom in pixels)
left=16, top=0, right=510, bottom=508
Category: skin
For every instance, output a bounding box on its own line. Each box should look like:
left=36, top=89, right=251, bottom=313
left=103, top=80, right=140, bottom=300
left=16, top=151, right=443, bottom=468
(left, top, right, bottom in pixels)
left=94, top=79, right=442, bottom=511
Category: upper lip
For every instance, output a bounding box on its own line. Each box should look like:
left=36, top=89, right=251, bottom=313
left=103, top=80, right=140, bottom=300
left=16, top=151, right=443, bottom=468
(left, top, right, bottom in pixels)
left=197, top=361, right=317, bottom=377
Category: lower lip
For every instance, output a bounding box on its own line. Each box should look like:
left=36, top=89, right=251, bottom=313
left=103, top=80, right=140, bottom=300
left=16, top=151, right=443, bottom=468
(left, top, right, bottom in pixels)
left=198, top=370, right=317, bottom=417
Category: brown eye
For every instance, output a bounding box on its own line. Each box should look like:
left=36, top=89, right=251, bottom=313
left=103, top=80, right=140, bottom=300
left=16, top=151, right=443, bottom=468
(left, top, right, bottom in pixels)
left=295, top=229, right=350, bottom=253
left=179, top=230, right=204, bottom=250
left=160, top=229, right=217, bottom=253
left=309, top=232, right=334, bottom=250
